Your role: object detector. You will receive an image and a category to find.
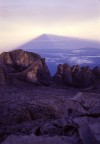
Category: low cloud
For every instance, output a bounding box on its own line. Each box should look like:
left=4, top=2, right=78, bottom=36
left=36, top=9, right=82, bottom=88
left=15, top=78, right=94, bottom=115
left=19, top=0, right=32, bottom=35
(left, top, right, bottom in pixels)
left=69, top=56, right=93, bottom=64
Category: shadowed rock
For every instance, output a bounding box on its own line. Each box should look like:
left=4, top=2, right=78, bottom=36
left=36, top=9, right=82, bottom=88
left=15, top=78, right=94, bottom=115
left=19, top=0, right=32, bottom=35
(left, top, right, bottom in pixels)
left=54, top=64, right=98, bottom=88
left=74, top=117, right=100, bottom=144
left=1, top=134, right=78, bottom=144
left=0, top=67, right=6, bottom=84
left=54, top=64, right=73, bottom=86
left=93, top=66, right=100, bottom=79
left=0, top=85, right=100, bottom=143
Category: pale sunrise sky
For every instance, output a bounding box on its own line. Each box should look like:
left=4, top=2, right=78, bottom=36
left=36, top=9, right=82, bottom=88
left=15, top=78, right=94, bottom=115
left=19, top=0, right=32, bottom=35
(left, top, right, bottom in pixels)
left=0, top=0, right=100, bottom=51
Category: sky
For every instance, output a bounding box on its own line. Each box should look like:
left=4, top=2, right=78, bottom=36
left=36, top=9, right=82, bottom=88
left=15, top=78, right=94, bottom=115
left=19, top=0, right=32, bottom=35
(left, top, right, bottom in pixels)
left=0, top=0, right=100, bottom=51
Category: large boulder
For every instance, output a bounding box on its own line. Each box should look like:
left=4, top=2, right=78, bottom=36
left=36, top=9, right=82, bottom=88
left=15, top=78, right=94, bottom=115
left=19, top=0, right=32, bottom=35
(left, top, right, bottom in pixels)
left=74, top=117, right=100, bottom=144
left=0, top=49, right=51, bottom=85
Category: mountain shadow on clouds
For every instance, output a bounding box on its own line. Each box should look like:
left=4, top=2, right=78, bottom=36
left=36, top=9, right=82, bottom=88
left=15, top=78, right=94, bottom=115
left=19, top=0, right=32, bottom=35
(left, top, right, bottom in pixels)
left=17, top=34, right=100, bottom=51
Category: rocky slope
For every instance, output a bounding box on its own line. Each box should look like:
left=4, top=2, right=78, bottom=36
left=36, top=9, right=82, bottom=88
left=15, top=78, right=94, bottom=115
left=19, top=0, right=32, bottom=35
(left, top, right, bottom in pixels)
left=0, top=85, right=100, bottom=144
left=0, top=49, right=100, bottom=144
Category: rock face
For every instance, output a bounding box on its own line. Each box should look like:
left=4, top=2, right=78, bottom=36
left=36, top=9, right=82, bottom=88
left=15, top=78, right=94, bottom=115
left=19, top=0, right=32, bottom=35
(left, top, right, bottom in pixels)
left=0, top=67, right=6, bottom=84
left=0, top=49, right=51, bottom=85
left=54, top=63, right=98, bottom=88
left=0, top=86, right=100, bottom=144
left=54, top=64, right=73, bottom=86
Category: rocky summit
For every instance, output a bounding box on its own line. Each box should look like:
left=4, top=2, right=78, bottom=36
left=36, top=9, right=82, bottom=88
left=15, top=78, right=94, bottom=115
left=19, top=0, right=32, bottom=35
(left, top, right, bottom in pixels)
left=0, top=49, right=100, bottom=144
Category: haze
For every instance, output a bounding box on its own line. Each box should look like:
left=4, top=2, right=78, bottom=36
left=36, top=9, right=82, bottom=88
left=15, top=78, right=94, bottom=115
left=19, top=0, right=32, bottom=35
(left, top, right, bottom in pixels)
left=0, top=0, right=100, bottom=51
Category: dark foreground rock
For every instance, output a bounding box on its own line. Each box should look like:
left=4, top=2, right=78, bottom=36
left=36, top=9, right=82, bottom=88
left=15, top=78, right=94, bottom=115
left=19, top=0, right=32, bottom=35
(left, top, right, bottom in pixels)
left=2, top=134, right=78, bottom=144
left=0, top=49, right=51, bottom=85
left=0, top=67, right=6, bottom=84
left=0, top=85, right=100, bottom=144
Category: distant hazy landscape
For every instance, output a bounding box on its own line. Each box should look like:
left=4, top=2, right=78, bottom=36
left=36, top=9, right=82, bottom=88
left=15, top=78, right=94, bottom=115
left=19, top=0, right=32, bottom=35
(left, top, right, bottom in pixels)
left=17, top=34, right=100, bottom=75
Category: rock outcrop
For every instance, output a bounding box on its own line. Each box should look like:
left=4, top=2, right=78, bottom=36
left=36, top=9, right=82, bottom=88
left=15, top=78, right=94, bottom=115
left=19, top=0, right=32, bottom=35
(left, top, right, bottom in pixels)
left=0, top=49, right=51, bottom=85
left=0, top=86, right=100, bottom=144
left=0, top=49, right=99, bottom=88
left=54, top=63, right=99, bottom=88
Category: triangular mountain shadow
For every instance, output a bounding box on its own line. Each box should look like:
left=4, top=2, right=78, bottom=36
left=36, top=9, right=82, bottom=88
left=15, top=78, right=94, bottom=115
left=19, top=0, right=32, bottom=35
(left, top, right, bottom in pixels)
left=17, top=34, right=100, bottom=51
left=17, top=34, right=57, bottom=51
left=33, top=34, right=51, bottom=41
